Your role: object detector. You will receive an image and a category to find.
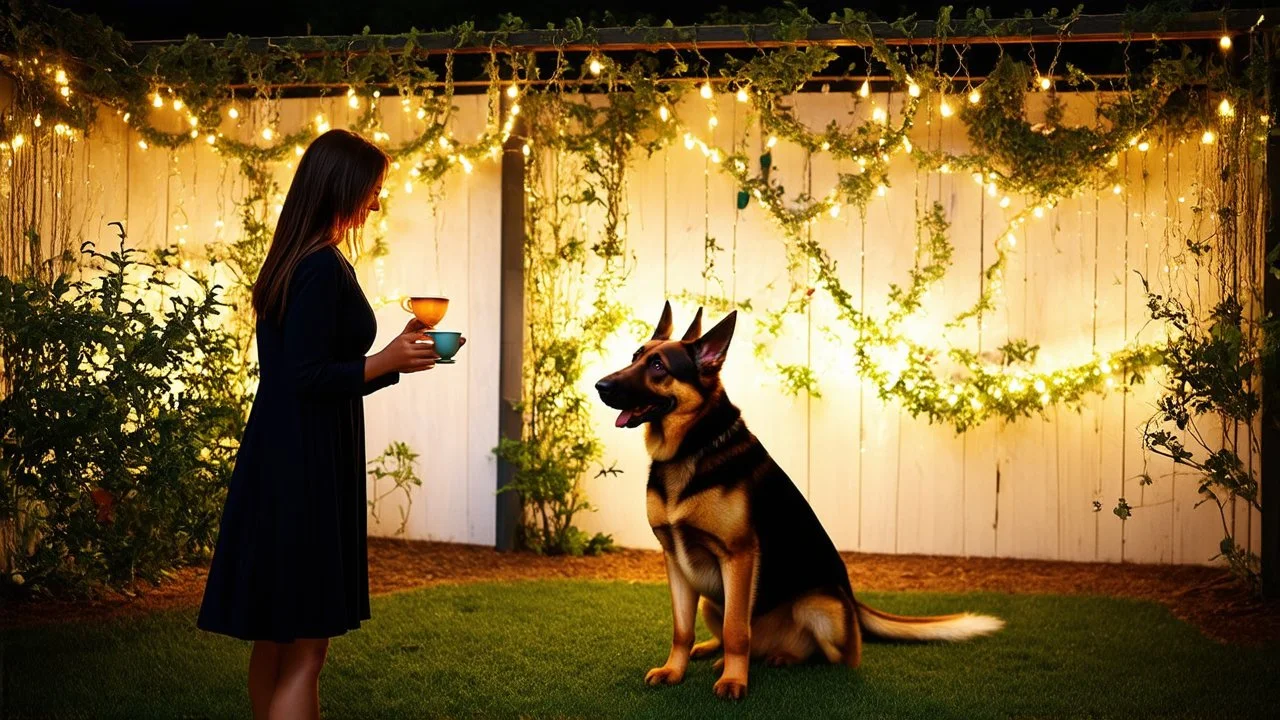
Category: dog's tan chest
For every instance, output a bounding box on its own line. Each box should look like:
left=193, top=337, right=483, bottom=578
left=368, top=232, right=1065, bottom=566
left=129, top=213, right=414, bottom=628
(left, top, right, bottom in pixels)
left=647, top=459, right=754, bottom=600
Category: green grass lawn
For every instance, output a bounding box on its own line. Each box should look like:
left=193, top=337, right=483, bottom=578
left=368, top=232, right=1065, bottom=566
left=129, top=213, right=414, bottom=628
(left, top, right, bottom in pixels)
left=4, top=580, right=1279, bottom=719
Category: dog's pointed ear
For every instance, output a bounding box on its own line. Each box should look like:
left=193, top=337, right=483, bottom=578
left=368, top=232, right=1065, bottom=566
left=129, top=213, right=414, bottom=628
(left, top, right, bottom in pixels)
left=651, top=301, right=674, bottom=341
left=680, top=307, right=704, bottom=342
left=692, top=311, right=736, bottom=372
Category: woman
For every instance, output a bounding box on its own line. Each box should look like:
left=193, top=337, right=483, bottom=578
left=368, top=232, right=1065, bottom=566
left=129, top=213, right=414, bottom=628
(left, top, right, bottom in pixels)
left=198, top=129, right=454, bottom=719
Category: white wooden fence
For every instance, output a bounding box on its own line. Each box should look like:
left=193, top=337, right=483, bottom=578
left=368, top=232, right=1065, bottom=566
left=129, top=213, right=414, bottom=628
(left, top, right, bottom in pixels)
left=25, top=87, right=1259, bottom=565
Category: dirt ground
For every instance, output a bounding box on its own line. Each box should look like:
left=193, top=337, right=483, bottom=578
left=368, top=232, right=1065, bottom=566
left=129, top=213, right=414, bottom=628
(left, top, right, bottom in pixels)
left=3, top=538, right=1277, bottom=645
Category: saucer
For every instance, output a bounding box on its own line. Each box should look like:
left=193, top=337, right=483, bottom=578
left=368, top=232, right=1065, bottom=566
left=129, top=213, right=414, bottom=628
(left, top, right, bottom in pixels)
left=436, top=359, right=456, bottom=364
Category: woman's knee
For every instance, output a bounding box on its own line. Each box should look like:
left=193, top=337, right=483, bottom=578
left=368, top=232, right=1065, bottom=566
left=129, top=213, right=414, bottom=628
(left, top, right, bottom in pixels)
left=281, top=638, right=329, bottom=678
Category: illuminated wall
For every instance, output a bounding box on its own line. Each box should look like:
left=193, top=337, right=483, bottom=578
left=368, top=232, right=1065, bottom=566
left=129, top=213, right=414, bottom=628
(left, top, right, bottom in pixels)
left=11, top=86, right=1256, bottom=564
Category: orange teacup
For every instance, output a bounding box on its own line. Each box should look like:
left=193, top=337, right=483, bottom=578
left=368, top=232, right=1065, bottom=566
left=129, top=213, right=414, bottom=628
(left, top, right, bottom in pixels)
left=400, top=296, right=449, bottom=328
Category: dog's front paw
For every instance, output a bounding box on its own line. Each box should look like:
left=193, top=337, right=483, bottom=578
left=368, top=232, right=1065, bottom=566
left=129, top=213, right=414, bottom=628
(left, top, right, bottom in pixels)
left=644, top=666, right=685, bottom=686
left=713, top=677, right=748, bottom=700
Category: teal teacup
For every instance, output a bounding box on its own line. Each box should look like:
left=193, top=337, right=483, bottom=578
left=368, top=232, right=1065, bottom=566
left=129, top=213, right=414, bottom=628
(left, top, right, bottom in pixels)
left=424, top=331, right=463, bottom=364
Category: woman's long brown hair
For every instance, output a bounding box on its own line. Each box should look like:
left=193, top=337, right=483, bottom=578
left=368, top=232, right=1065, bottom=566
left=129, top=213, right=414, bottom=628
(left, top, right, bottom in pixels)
left=252, top=129, right=389, bottom=326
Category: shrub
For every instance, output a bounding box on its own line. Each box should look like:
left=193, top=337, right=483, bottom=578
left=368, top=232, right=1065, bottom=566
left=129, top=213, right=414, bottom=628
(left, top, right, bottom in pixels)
left=0, top=226, right=248, bottom=596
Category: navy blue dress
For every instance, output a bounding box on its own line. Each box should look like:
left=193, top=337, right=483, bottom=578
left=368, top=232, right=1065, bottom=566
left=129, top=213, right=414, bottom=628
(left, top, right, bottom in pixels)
left=198, top=245, right=399, bottom=642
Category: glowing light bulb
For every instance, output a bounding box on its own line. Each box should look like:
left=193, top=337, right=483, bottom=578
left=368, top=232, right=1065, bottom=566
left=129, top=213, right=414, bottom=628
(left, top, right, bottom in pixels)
left=700, top=82, right=713, bottom=99
left=901, top=137, right=912, bottom=153
left=506, top=84, right=519, bottom=98
left=589, top=58, right=603, bottom=75
left=1220, top=34, right=1232, bottom=50
left=416, top=107, right=426, bottom=120
left=137, top=139, right=148, bottom=150
left=683, top=133, right=695, bottom=150
left=151, top=93, right=163, bottom=108
left=1033, top=206, right=1045, bottom=218
left=999, top=196, right=1011, bottom=208
left=1218, top=98, right=1235, bottom=117
left=876, top=184, right=887, bottom=197
left=33, top=114, right=41, bottom=127
left=968, top=89, right=981, bottom=104
left=11, top=134, right=24, bottom=149
left=521, top=143, right=530, bottom=157
left=658, top=106, right=670, bottom=122
left=123, top=112, right=131, bottom=123
left=766, top=135, right=778, bottom=148
left=1038, top=76, right=1051, bottom=91
left=858, top=80, right=870, bottom=98
left=1201, top=129, right=1216, bottom=144
left=460, top=156, right=473, bottom=174
left=731, top=88, right=747, bottom=104
left=708, top=115, right=718, bottom=128
left=1034, top=378, right=1047, bottom=393
left=829, top=203, right=840, bottom=218
left=205, top=134, right=216, bottom=145
left=1006, top=233, right=1017, bottom=247
left=1137, top=141, right=1150, bottom=152
left=187, top=114, right=198, bottom=127
left=294, top=144, right=304, bottom=157
left=1113, top=184, right=1123, bottom=195
left=907, top=80, right=921, bottom=97
left=710, top=149, right=721, bottom=163
left=55, top=69, right=67, bottom=84
left=172, top=98, right=184, bottom=111
left=60, top=85, right=70, bottom=98
left=872, top=107, right=886, bottom=123
left=940, top=99, right=953, bottom=118
left=189, top=129, right=198, bottom=138
left=510, top=103, right=521, bottom=116
left=228, top=107, right=239, bottom=119
left=261, top=127, right=274, bottom=141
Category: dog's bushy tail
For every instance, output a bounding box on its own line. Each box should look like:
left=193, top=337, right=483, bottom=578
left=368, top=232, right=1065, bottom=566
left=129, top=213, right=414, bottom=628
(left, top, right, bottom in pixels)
left=856, top=604, right=1004, bottom=642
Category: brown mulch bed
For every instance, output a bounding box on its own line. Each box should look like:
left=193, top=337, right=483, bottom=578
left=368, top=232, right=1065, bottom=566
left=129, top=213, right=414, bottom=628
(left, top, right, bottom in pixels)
left=3, top=537, right=1277, bottom=645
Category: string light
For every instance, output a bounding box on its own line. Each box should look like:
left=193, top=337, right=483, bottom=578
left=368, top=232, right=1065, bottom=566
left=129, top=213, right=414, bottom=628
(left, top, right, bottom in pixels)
left=11, top=134, right=25, bottom=149
left=858, top=80, right=870, bottom=98
left=261, top=127, right=274, bottom=141
left=152, top=93, right=164, bottom=108
left=1137, top=140, right=1150, bottom=152
left=228, top=106, right=239, bottom=119
left=294, top=145, right=304, bottom=157
left=907, top=80, right=921, bottom=97
left=683, top=133, right=695, bottom=150
left=999, top=196, right=1011, bottom=208
left=700, top=81, right=713, bottom=99
left=872, top=106, right=887, bottom=123
left=1113, top=184, right=1123, bottom=194
left=33, top=114, right=41, bottom=127
left=54, top=69, right=67, bottom=84
left=589, top=58, right=603, bottom=75
left=1220, top=34, right=1233, bottom=50
left=658, top=106, right=670, bottom=122
left=506, top=84, right=519, bottom=98
left=1201, top=129, right=1216, bottom=144
left=205, top=134, right=216, bottom=145
left=172, top=98, right=184, bottom=111
left=315, top=113, right=329, bottom=133
left=137, top=139, right=148, bottom=150
left=708, top=115, right=718, bottom=128
left=766, top=135, right=778, bottom=148
left=1038, top=76, right=1051, bottom=91
left=736, top=88, right=749, bottom=103
left=940, top=99, right=953, bottom=118
left=1218, top=98, right=1235, bottom=117
left=968, top=88, right=981, bottom=104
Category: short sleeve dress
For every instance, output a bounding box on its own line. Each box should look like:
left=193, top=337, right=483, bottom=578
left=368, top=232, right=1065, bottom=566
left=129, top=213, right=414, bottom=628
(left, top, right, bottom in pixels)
left=197, top=244, right=399, bottom=642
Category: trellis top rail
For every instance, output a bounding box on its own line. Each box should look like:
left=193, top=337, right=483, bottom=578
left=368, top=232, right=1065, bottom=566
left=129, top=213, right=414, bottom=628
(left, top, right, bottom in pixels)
left=131, top=9, right=1276, bottom=55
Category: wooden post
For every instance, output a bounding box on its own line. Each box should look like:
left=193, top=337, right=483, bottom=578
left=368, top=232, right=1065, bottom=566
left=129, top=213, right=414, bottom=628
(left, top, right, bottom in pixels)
left=1263, top=100, right=1280, bottom=598
left=496, top=93, right=524, bottom=552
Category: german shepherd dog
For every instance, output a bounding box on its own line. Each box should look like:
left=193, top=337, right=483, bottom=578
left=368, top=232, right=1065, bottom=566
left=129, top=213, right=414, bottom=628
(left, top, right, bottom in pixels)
left=595, top=302, right=1004, bottom=700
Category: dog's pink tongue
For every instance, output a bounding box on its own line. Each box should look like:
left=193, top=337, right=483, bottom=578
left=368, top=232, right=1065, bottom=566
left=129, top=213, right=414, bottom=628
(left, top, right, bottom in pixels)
left=615, top=409, right=634, bottom=428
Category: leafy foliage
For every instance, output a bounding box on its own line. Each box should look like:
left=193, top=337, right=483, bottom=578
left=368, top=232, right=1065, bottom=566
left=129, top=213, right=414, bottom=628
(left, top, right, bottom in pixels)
left=367, top=441, right=423, bottom=537
left=0, top=228, right=248, bottom=595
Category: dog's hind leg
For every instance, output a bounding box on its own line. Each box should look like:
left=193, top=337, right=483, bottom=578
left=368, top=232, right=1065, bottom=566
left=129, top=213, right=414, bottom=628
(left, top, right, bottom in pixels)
left=793, top=594, right=854, bottom=666
left=691, top=598, right=724, bottom=659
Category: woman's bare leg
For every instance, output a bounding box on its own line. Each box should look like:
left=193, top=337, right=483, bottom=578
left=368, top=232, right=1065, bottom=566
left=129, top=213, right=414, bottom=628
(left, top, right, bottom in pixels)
left=269, top=638, right=329, bottom=720
left=249, top=641, right=282, bottom=720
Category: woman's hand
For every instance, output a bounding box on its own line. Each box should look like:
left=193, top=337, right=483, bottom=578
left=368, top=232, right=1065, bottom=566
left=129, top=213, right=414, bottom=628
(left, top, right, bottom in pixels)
left=402, top=317, right=428, bottom=334
left=366, top=329, right=439, bottom=379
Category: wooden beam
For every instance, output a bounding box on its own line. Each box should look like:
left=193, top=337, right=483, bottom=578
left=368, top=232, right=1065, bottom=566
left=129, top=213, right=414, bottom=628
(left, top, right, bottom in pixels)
left=132, top=9, right=1276, bottom=56
left=1263, top=50, right=1280, bottom=599
left=495, top=92, right=524, bottom=552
